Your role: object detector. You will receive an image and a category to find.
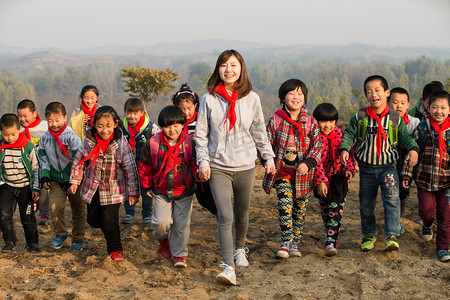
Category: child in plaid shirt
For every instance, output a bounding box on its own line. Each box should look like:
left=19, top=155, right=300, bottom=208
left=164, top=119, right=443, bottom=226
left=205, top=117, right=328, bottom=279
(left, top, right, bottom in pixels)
left=262, top=79, right=322, bottom=258
left=69, top=106, right=139, bottom=261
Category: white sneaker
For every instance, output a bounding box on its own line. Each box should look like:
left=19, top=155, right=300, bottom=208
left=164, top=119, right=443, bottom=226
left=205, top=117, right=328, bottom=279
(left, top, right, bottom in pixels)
left=277, top=241, right=291, bottom=258
left=234, top=248, right=249, bottom=267
left=216, top=263, right=236, bottom=285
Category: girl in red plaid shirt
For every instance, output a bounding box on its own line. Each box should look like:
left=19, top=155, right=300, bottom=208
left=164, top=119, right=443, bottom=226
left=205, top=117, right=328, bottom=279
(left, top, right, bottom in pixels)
left=69, top=106, right=139, bottom=261
left=262, top=79, right=322, bottom=259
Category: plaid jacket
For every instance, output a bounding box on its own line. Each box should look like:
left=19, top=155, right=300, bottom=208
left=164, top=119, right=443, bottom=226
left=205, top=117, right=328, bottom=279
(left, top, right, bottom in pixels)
left=262, top=108, right=322, bottom=198
left=402, top=119, right=450, bottom=191
left=70, top=128, right=139, bottom=205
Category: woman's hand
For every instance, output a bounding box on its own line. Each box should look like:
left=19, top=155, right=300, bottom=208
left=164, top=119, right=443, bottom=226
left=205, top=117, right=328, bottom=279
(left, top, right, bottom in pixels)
left=198, top=166, right=211, bottom=181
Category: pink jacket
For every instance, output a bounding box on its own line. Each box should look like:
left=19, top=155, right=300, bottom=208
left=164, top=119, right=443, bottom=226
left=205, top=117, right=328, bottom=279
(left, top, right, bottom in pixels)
left=314, top=127, right=356, bottom=188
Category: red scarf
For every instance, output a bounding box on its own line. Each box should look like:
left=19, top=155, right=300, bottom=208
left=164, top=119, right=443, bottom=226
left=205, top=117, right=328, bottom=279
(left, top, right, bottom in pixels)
left=24, top=113, right=41, bottom=140
left=402, top=113, right=410, bottom=125
left=155, top=133, right=186, bottom=182
left=214, top=82, right=238, bottom=131
left=128, top=114, right=146, bottom=152
left=429, top=116, right=450, bottom=177
left=81, top=103, right=97, bottom=127
left=275, top=108, right=306, bottom=149
left=0, top=132, right=29, bottom=152
left=75, top=132, right=113, bottom=170
left=183, top=111, right=198, bottom=135
left=48, top=124, right=70, bottom=163
left=366, top=105, right=390, bottom=159
left=320, top=131, right=337, bottom=168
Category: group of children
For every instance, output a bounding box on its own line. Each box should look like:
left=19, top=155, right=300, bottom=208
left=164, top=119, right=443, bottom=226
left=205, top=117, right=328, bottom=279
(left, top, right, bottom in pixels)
left=0, top=49, right=448, bottom=287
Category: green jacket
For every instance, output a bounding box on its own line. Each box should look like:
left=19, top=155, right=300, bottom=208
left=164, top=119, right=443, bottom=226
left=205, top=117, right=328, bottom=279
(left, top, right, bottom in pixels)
left=408, top=100, right=427, bottom=121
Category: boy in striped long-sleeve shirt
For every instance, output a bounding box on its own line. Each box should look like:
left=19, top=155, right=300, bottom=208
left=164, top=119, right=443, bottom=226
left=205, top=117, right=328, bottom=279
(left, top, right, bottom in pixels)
left=340, top=75, right=419, bottom=252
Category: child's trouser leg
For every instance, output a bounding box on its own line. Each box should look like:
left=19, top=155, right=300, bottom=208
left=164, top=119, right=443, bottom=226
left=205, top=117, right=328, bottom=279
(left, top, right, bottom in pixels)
left=49, top=181, right=69, bottom=236
left=0, top=185, right=18, bottom=243
left=39, top=188, right=50, bottom=217
left=151, top=195, right=173, bottom=241
left=100, top=202, right=122, bottom=254
left=275, top=178, right=294, bottom=242
left=324, top=174, right=348, bottom=245
left=141, top=186, right=153, bottom=219
left=292, top=195, right=308, bottom=245
left=379, top=165, right=401, bottom=236
left=68, top=185, right=86, bottom=242
left=87, top=191, right=102, bottom=228
left=169, top=195, right=193, bottom=257
left=359, top=165, right=380, bottom=237
left=435, top=189, right=450, bottom=251
left=123, top=197, right=136, bottom=217
left=17, top=186, right=38, bottom=245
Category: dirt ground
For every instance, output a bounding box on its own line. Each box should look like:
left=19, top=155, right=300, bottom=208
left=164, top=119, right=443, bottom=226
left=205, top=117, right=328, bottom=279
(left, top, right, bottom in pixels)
left=0, top=164, right=449, bottom=299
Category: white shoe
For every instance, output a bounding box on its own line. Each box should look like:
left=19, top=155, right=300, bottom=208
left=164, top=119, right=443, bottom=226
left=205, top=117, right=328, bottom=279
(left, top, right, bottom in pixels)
left=216, top=263, right=236, bottom=285
left=234, top=247, right=249, bottom=267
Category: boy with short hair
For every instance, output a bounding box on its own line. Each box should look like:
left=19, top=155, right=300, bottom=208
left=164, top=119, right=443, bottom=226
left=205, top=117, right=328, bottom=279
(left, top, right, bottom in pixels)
left=402, top=90, right=450, bottom=262
left=0, top=113, right=40, bottom=253
left=340, top=75, right=419, bottom=252
left=17, top=99, right=50, bottom=226
left=38, top=102, right=86, bottom=250
left=121, top=98, right=160, bottom=224
left=388, top=87, right=420, bottom=219
left=408, top=82, right=443, bottom=121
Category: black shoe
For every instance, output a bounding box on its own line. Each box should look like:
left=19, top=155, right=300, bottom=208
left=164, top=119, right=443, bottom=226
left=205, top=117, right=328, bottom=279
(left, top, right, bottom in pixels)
left=25, top=243, right=39, bottom=253
left=2, top=241, right=16, bottom=253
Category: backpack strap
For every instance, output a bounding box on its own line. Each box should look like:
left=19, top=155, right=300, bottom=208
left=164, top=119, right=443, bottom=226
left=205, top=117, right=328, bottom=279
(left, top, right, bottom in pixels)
left=388, top=110, right=399, bottom=147
left=357, top=108, right=368, bottom=140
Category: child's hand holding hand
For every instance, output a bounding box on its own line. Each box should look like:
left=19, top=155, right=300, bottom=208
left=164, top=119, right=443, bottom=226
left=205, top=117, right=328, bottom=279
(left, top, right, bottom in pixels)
left=340, top=151, right=349, bottom=166
left=32, top=191, right=40, bottom=201
left=406, top=150, right=419, bottom=168
left=402, top=179, right=410, bottom=189
left=345, top=170, right=353, bottom=182
left=198, top=166, right=211, bottom=181
left=43, top=182, right=51, bottom=190
left=265, top=163, right=276, bottom=175
left=317, top=182, right=327, bottom=198
left=146, top=190, right=155, bottom=197
left=129, top=196, right=139, bottom=205
left=296, top=163, right=309, bottom=174
left=68, top=184, right=78, bottom=195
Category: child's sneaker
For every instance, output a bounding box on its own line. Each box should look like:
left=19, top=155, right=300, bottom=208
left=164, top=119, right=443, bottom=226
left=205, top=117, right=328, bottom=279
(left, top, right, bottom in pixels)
left=324, top=244, right=338, bottom=257
left=38, top=215, right=50, bottom=226
left=398, top=219, right=405, bottom=236
left=110, top=251, right=123, bottom=261
left=421, top=225, right=433, bottom=242
left=290, top=244, right=302, bottom=257
left=385, top=235, right=399, bottom=251
left=122, top=214, right=135, bottom=224
left=50, top=233, right=68, bottom=249
left=361, top=236, right=376, bottom=251
left=157, top=239, right=172, bottom=259
left=173, top=256, right=187, bottom=268
left=70, top=240, right=83, bottom=251
left=234, top=247, right=249, bottom=267
left=25, top=243, right=39, bottom=253
left=216, top=263, right=236, bottom=285
left=437, top=250, right=450, bottom=262
left=2, top=241, right=15, bottom=253
left=277, top=241, right=291, bottom=258
left=143, top=217, right=152, bottom=224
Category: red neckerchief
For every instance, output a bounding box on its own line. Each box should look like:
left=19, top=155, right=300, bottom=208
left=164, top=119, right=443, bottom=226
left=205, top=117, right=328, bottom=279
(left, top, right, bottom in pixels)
left=75, top=132, right=113, bottom=170
left=24, top=113, right=41, bottom=140
left=183, top=111, right=198, bottom=135
left=275, top=108, right=306, bottom=149
left=128, top=114, right=145, bottom=152
left=402, top=113, right=410, bottom=125
left=366, top=105, right=390, bottom=159
left=81, top=103, right=97, bottom=127
left=320, top=130, right=337, bottom=168
left=154, top=133, right=186, bottom=182
left=214, top=82, right=238, bottom=131
left=0, top=132, right=29, bottom=152
left=48, top=124, right=70, bottom=163
left=429, top=116, right=450, bottom=177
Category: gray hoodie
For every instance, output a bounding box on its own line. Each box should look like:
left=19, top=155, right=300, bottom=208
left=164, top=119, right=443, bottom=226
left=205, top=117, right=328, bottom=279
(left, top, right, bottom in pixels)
left=194, top=91, right=274, bottom=171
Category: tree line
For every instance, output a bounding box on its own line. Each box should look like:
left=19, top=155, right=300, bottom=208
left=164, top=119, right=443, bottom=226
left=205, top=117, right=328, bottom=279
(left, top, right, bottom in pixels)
left=0, top=55, right=448, bottom=122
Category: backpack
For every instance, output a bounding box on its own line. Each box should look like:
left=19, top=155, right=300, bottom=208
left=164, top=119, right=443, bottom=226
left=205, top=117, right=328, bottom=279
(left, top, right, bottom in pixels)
left=356, top=108, right=399, bottom=147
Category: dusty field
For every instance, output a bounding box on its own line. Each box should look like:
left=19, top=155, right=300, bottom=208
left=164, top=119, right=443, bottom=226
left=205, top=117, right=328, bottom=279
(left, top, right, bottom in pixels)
left=0, top=164, right=449, bottom=299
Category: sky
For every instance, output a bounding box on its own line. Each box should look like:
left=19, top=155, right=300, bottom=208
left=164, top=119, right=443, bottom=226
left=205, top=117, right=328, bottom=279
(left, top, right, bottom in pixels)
left=1, top=0, right=449, bottom=50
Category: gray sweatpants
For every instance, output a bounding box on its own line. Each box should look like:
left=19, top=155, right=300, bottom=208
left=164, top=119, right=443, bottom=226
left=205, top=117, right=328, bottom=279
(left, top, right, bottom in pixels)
left=209, top=167, right=255, bottom=266
left=152, top=194, right=193, bottom=257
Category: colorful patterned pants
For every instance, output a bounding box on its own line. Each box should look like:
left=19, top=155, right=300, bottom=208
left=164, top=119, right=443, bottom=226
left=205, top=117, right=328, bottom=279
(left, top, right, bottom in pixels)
left=275, top=178, right=308, bottom=245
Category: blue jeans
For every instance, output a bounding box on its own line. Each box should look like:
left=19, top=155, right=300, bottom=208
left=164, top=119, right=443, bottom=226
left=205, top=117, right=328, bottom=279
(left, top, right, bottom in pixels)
left=358, top=162, right=401, bottom=237
left=123, top=186, right=153, bottom=219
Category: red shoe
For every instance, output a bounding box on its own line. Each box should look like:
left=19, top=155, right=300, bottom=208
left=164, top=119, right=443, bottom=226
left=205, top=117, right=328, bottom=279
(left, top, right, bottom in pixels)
left=110, top=251, right=123, bottom=261
left=158, top=239, right=172, bottom=259
left=173, top=256, right=187, bottom=268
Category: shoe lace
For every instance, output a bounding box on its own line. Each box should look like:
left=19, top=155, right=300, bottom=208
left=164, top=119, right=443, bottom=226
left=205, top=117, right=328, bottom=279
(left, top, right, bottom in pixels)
left=235, top=247, right=249, bottom=260
left=219, top=262, right=232, bottom=270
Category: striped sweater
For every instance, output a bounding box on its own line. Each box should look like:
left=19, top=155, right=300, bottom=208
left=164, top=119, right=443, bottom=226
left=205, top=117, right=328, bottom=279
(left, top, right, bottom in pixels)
left=340, top=108, right=418, bottom=165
